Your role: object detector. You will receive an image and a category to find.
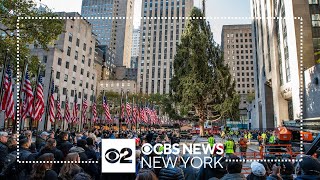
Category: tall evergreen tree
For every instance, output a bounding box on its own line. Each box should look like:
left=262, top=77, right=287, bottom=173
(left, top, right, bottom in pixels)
left=170, top=8, right=239, bottom=136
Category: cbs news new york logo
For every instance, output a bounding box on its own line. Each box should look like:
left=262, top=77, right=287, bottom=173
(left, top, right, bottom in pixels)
left=101, top=139, right=136, bottom=173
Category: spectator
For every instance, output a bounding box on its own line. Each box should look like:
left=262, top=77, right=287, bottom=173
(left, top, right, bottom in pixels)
left=295, top=156, right=320, bottom=180
left=220, top=155, right=246, bottom=180
left=197, top=154, right=227, bottom=180
left=280, top=161, right=294, bottom=180
left=30, top=153, right=58, bottom=180
left=266, top=164, right=282, bottom=180
left=181, top=154, right=197, bottom=180
left=158, top=153, right=184, bottom=180
left=57, top=131, right=73, bottom=158
left=19, top=138, right=37, bottom=179
left=36, top=131, right=49, bottom=151
left=58, top=153, right=83, bottom=180
left=39, top=138, right=63, bottom=161
left=73, top=172, right=92, bottom=180
left=0, top=132, right=9, bottom=171
left=7, top=136, right=17, bottom=153
left=86, top=137, right=98, bottom=161
left=247, top=162, right=267, bottom=180
left=136, top=169, right=158, bottom=180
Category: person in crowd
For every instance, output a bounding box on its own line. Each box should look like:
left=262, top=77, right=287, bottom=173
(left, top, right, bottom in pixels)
left=19, top=138, right=37, bottom=179
left=196, top=153, right=227, bottom=180
left=247, top=162, right=267, bottom=180
left=0, top=132, right=9, bottom=172
left=38, top=138, right=64, bottom=173
left=295, top=156, right=320, bottom=180
left=36, top=131, right=49, bottom=151
left=158, top=152, right=184, bottom=180
left=7, top=136, right=17, bottom=153
left=136, top=169, right=158, bottom=180
left=30, top=153, right=58, bottom=180
left=59, top=153, right=83, bottom=180
left=73, top=172, right=92, bottom=180
left=136, top=150, right=142, bottom=176
left=280, top=161, right=294, bottom=180
left=181, top=154, right=197, bottom=180
left=266, top=164, right=282, bottom=180
left=220, top=155, right=246, bottom=180
left=57, top=131, right=74, bottom=158
left=86, top=137, right=98, bottom=161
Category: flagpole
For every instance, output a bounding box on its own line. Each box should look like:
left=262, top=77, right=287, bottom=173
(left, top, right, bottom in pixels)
left=119, top=89, right=123, bottom=133
left=90, top=90, right=94, bottom=129
left=44, top=68, right=53, bottom=131
left=55, top=88, right=60, bottom=132
left=63, top=89, right=68, bottom=131
left=132, top=96, right=135, bottom=132
left=80, top=89, right=84, bottom=132
left=73, top=89, right=77, bottom=131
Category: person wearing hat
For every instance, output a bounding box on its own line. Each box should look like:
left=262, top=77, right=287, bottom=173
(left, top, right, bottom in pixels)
left=0, top=132, right=8, bottom=172
left=36, top=131, right=49, bottom=151
left=295, top=156, right=320, bottom=180
left=247, top=162, right=267, bottom=180
left=220, top=155, right=246, bottom=180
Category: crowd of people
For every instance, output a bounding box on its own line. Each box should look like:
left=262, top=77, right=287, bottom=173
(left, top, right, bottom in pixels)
left=0, top=127, right=318, bottom=180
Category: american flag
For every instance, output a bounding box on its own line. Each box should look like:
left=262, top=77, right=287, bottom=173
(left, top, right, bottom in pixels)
left=1, top=65, right=14, bottom=120
left=146, top=107, right=152, bottom=124
left=103, top=96, right=111, bottom=123
left=92, top=97, right=97, bottom=123
left=21, top=96, right=27, bottom=120
left=140, top=107, right=146, bottom=123
left=48, top=80, right=55, bottom=123
left=82, top=98, right=88, bottom=123
left=22, top=68, right=33, bottom=120
left=72, top=92, right=78, bottom=122
left=132, top=105, right=138, bottom=124
left=64, top=97, right=70, bottom=122
left=33, top=75, right=45, bottom=121
left=126, top=102, right=132, bottom=117
left=56, top=96, right=62, bottom=121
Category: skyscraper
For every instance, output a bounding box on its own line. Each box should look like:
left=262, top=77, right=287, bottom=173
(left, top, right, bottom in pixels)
left=81, top=0, right=134, bottom=67
left=138, top=0, right=193, bottom=94
left=221, top=24, right=255, bottom=121
left=131, top=28, right=140, bottom=68
left=250, top=0, right=317, bottom=129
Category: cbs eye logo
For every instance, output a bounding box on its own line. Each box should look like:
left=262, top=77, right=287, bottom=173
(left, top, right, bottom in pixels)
left=105, top=148, right=133, bottom=164
left=101, top=139, right=136, bottom=173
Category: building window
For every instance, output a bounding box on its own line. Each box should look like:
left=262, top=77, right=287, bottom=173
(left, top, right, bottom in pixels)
left=65, top=61, right=69, bottom=69
left=88, top=59, right=91, bottom=67
left=67, top=47, right=71, bottom=56
left=64, top=74, right=68, bottom=82
left=68, top=33, right=72, bottom=42
left=75, top=51, right=78, bottom=60
left=72, top=77, right=75, bottom=84
left=79, top=80, right=83, bottom=87
left=83, top=43, right=87, bottom=51
left=73, top=65, right=77, bottom=72
left=58, top=58, right=62, bottom=65
left=89, top=47, right=92, bottom=55
left=63, top=88, right=67, bottom=95
left=42, top=56, right=47, bottom=63
left=312, top=14, right=320, bottom=27
left=81, top=68, right=84, bottom=75
left=76, top=38, right=80, bottom=47
left=56, top=71, right=60, bottom=79
left=82, top=55, right=85, bottom=64
left=309, top=0, right=319, bottom=4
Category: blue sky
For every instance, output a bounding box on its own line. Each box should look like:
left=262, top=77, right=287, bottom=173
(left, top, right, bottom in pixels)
left=39, top=0, right=251, bottom=44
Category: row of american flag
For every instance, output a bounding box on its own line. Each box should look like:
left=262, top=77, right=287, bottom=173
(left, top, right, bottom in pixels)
left=1, top=64, right=160, bottom=126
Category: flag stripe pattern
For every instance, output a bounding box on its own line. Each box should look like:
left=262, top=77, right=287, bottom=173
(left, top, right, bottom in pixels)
left=1, top=65, right=14, bottom=120
left=56, top=96, right=62, bottom=121
left=49, top=80, right=55, bottom=123
left=72, top=94, right=78, bottom=123
left=34, top=75, right=45, bottom=121
left=82, top=98, right=88, bottom=123
left=64, top=97, right=70, bottom=123
left=103, top=96, right=111, bottom=123
left=22, top=69, right=33, bottom=120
